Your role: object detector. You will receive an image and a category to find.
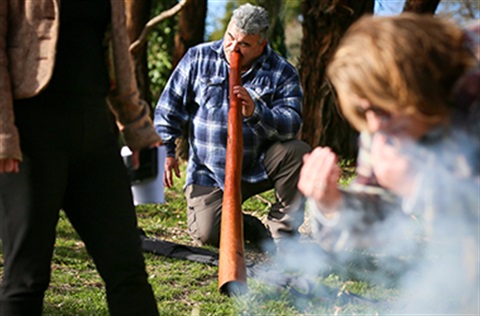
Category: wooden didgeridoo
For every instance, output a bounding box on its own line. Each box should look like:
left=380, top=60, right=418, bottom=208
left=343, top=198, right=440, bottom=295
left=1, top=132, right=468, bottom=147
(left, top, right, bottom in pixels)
left=218, top=51, right=247, bottom=296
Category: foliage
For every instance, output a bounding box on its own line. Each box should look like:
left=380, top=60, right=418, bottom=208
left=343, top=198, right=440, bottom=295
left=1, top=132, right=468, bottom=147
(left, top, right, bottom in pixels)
left=436, top=0, right=480, bottom=26
left=208, top=2, right=235, bottom=41
left=147, top=0, right=178, bottom=106
left=284, top=1, right=303, bottom=25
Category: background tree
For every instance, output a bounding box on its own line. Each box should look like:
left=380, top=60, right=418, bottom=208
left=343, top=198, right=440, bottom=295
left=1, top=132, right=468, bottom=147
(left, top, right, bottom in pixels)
left=147, top=0, right=179, bottom=104
left=299, top=0, right=374, bottom=160
left=258, top=0, right=288, bottom=57
left=173, top=0, right=207, bottom=68
left=436, top=1, right=479, bottom=26
left=283, top=1, right=303, bottom=67
left=170, top=0, right=208, bottom=161
left=125, top=0, right=183, bottom=106
left=403, top=0, right=440, bottom=13
left=125, top=0, right=153, bottom=104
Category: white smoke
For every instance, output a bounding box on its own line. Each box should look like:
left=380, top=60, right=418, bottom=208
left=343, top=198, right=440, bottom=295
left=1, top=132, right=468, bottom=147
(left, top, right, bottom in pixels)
left=241, top=130, right=479, bottom=314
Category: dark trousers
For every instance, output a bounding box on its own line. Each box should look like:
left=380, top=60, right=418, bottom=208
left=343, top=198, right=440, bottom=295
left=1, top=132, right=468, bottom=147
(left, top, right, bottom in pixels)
left=0, top=95, right=158, bottom=315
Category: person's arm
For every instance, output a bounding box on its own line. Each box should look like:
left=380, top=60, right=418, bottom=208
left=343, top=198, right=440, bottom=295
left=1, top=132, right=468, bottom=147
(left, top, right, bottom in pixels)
left=299, top=145, right=398, bottom=223
left=298, top=147, right=342, bottom=213
left=298, top=133, right=396, bottom=218
left=306, top=179, right=401, bottom=251
left=107, top=92, right=162, bottom=148
left=153, top=48, right=194, bottom=186
left=243, top=62, right=303, bottom=141
left=153, top=48, right=195, bottom=157
left=299, top=138, right=402, bottom=250
left=107, top=1, right=161, bottom=153
left=0, top=1, right=21, bottom=173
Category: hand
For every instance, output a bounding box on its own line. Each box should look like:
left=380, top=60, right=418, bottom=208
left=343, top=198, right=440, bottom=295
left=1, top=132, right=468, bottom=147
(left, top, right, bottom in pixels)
left=130, top=141, right=163, bottom=170
left=232, top=85, right=255, bottom=117
left=0, top=158, right=19, bottom=174
left=297, top=147, right=341, bottom=213
left=370, top=133, right=416, bottom=196
left=164, top=156, right=181, bottom=188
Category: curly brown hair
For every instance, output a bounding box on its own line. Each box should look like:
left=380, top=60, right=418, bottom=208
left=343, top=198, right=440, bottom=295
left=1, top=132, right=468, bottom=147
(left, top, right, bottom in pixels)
left=327, top=13, right=476, bottom=132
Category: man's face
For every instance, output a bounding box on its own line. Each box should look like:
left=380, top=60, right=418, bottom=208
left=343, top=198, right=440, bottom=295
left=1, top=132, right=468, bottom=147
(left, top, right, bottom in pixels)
left=223, top=20, right=266, bottom=71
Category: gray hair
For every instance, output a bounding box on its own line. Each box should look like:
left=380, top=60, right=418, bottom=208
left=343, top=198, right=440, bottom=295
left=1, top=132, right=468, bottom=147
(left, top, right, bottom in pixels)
left=232, top=3, right=269, bottom=42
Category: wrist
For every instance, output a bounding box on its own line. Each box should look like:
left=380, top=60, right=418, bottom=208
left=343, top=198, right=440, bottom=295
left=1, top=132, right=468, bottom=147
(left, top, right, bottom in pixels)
left=308, top=197, right=342, bottom=227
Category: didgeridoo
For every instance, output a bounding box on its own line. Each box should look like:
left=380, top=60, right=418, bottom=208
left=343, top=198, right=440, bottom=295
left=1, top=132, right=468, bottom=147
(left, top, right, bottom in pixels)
left=218, top=51, right=247, bottom=296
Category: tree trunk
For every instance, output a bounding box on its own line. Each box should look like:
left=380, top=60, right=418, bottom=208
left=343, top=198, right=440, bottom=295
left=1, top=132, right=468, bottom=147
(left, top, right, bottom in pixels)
left=258, top=0, right=288, bottom=57
left=299, top=0, right=374, bottom=159
left=172, top=0, right=207, bottom=68
left=403, top=0, right=440, bottom=14
left=125, top=0, right=153, bottom=105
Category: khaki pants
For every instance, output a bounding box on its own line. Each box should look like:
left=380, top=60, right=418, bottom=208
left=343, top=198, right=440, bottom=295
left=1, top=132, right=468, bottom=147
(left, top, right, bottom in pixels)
left=185, top=139, right=311, bottom=247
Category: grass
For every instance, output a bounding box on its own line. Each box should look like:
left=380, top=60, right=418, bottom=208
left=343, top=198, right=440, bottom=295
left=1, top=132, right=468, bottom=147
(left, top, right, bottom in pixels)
left=0, top=161, right=406, bottom=315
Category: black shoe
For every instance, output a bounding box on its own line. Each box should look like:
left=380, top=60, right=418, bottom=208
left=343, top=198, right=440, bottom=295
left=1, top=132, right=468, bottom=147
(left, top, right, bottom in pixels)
left=243, top=214, right=275, bottom=254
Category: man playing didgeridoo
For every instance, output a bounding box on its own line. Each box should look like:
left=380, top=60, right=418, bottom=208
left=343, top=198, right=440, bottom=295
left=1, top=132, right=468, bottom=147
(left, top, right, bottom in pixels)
left=154, top=3, right=310, bottom=252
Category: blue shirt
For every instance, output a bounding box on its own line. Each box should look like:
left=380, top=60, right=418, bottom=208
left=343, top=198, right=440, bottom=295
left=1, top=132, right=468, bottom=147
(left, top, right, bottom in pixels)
left=154, top=40, right=303, bottom=189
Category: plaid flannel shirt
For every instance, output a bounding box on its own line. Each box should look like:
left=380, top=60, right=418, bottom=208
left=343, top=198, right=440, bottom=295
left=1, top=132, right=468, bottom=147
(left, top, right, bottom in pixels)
left=154, top=40, right=303, bottom=189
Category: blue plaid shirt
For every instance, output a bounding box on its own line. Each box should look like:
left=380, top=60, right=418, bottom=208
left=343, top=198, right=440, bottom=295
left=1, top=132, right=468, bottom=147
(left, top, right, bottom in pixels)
left=154, top=40, right=303, bottom=189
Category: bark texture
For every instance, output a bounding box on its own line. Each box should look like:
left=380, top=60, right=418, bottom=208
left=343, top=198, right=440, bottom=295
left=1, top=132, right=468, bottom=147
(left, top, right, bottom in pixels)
left=300, top=0, right=374, bottom=159
left=125, top=0, right=153, bottom=105
left=403, top=0, right=440, bottom=14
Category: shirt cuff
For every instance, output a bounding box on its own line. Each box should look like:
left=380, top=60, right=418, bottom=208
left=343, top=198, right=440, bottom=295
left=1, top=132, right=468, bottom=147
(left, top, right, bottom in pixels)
left=307, top=197, right=342, bottom=227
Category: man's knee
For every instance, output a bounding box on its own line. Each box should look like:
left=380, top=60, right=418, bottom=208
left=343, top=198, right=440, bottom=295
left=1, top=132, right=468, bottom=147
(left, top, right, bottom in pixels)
left=185, top=185, right=223, bottom=247
left=188, top=216, right=220, bottom=247
left=267, top=139, right=311, bottom=164
left=285, top=139, right=311, bottom=160
left=264, top=140, right=311, bottom=180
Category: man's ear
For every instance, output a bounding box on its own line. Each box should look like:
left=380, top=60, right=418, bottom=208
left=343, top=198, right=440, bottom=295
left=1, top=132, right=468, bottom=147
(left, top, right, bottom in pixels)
left=260, top=39, right=267, bottom=49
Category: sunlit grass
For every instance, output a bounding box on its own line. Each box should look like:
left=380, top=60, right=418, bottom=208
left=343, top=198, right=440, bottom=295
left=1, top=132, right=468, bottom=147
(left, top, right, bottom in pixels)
left=0, top=160, right=403, bottom=315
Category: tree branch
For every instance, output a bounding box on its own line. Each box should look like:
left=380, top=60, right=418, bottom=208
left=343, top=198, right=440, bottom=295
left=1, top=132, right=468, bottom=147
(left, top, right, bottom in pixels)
left=129, top=0, right=187, bottom=57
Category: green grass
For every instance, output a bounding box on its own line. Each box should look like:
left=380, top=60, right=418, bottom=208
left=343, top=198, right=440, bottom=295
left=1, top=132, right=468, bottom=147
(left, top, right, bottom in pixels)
left=0, top=161, right=404, bottom=315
